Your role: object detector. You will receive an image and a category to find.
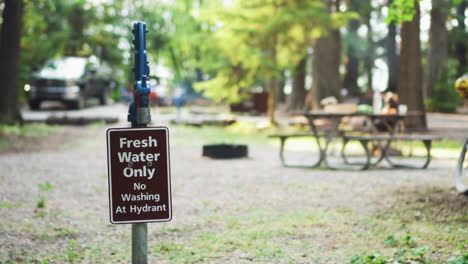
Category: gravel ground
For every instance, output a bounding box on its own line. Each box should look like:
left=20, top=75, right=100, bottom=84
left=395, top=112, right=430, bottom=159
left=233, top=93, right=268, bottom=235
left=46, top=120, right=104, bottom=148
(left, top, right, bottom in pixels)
left=0, top=120, right=466, bottom=263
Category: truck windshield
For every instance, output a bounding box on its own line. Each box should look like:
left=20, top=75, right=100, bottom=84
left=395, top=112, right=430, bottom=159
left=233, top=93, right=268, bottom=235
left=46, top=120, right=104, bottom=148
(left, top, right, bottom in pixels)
left=37, top=57, right=87, bottom=79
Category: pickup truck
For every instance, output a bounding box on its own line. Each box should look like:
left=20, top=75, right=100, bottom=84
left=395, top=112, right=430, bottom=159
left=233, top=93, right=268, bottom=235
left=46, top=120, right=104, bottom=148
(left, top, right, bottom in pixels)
left=26, top=56, right=115, bottom=110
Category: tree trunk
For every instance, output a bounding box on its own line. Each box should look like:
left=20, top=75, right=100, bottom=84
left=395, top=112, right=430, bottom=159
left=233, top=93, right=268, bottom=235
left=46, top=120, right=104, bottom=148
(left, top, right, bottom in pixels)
left=267, top=78, right=278, bottom=124
left=267, top=33, right=278, bottom=125
left=386, top=20, right=398, bottom=92
left=287, top=57, right=307, bottom=111
left=455, top=1, right=467, bottom=76
left=342, top=0, right=360, bottom=96
left=423, top=0, right=448, bottom=98
left=364, top=16, right=374, bottom=92
left=308, top=29, right=341, bottom=110
left=0, top=0, right=24, bottom=124
left=306, top=0, right=341, bottom=110
left=277, top=72, right=286, bottom=104
left=398, top=0, right=426, bottom=129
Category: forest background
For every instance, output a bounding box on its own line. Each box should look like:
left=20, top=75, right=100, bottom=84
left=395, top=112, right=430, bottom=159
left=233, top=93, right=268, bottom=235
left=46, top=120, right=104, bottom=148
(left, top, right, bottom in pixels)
left=0, top=0, right=467, bottom=127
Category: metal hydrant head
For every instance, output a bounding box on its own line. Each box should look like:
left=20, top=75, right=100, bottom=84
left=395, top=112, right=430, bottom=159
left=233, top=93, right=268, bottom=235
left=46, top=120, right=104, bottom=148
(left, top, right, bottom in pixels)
left=455, top=74, right=468, bottom=99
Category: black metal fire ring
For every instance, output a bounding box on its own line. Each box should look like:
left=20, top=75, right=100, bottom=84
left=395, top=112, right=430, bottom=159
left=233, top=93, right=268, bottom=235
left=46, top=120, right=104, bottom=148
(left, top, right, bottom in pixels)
left=202, top=144, right=248, bottom=159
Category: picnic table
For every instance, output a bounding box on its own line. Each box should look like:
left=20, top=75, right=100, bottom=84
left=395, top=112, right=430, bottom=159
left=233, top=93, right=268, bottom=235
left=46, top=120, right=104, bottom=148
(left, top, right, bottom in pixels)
left=270, top=112, right=441, bottom=170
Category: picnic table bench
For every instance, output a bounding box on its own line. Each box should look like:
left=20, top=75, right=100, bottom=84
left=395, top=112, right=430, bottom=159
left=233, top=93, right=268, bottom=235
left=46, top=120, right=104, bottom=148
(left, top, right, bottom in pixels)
left=269, top=112, right=442, bottom=170
left=341, top=134, right=441, bottom=170
left=268, top=131, right=329, bottom=168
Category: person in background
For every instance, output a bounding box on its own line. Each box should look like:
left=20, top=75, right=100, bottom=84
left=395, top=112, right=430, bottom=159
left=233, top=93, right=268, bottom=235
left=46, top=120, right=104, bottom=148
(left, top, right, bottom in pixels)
left=381, top=92, right=399, bottom=115
left=374, top=92, right=399, bottom=132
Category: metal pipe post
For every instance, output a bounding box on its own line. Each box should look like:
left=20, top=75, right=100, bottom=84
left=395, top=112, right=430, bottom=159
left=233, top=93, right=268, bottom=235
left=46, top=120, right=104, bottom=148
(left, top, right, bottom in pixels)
left=129, top=21, right=151, bottom=264
left=132, top=223, right=148, bottom=264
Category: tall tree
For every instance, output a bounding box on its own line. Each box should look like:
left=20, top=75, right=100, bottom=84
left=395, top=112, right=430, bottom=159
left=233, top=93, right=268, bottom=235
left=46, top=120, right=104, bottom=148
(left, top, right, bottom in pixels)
left=385, top=20, right=398, bottom=92
left=155, top=0, right=205, bottom=89
left=363, top=4, right=374, bottom=92
left=65, top=0, right=93, bottom=56
left=308, top=0, right=342, bottom=110
left=342, top=0, right=360, bottom=96
left=195, top=0, right=341, bottom=123
left=454, top=1, right=467, bottom=76
left=277, top=73, right=286, bottom=104
left=287, top=56, right=307, bottom=111
left=0, top=0, right=24, bottom=124
left=19, top=0, right=129, bottom=87
left=267, top=31, right=279, bottom=124
left=397, top=0, right=426, bottom=129
left=423, top=0, right=449, bottom=98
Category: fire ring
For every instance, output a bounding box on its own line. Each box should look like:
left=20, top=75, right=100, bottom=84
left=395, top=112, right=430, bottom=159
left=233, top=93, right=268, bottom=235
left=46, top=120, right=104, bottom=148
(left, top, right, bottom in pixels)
left=202, top=144, right=248, bottom=159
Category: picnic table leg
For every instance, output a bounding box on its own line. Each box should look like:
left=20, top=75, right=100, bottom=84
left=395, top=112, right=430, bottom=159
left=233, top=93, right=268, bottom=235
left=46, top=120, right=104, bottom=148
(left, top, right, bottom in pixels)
left=278, top=136, right=322, bottom=168
left=306, top=117, right=324, bottom=151
left=337, top=139, right=372, bottom=170
left=340, top=139, right=377, bottom=170
left=306, top=117, right=326, bottom=167
left=279, top=136, right=287, bottom=166
left=385, top=139, right=432, bottom=169
left=421, top=140, right=432, bottom=169
left=321, top=117, right=343, bottom=169
left=358, top=139, right=372, bottom=170
left=340, top=138, right=351, bottom=164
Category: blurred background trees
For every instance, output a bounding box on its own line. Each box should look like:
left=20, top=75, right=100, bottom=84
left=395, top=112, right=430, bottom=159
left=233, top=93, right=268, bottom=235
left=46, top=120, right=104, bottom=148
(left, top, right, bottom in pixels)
left=0, top=0, right=466, bottom=125
left=0, top=0, right=24, bottom=124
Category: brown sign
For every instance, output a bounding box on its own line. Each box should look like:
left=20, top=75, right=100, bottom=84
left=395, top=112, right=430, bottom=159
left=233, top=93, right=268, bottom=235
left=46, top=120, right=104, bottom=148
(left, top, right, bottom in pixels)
left=106, top=127, right=172, bottom=224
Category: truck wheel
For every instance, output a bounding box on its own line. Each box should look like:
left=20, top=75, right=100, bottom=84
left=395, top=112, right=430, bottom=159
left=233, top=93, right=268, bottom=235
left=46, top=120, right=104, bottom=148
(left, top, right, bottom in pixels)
left=68, top=95, right=85, bottom=110
left=99, top=90, right=109, bottom=105
left=28, top=100, right=41, bottom=110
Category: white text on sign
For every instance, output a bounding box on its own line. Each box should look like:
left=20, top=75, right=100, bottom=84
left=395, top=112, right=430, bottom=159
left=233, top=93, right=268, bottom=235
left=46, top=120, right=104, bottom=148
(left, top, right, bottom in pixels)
left=119, top=136, right=158, bottom=148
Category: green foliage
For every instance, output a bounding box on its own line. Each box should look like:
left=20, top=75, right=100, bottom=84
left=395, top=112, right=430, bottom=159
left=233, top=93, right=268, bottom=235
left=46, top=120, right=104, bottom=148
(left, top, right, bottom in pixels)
left=36, top=181, right=53, bottom=209
left=385, top=0, right=421, bottom=24
left=456, top=240, right=468, bottom=251
left=152, top=210, right=335, bottom=263
left=383, top=235, right=399, bottom=247
left=425, top=59, right=464, bottom=113
left=353, top=234, right=427, bottom=263
left=34, top=210, right=48, bottom=217
left=402, top=234, right=419, bottom=247
left=0, top=124, right=59, bottom=138
left=65, top=239, right=81, bottom=262
left=447, top=241, right=468, bottom=264
left=38, top=181, right=54, bottom=192
left=447, top=254, right=468, bottom=264
left=193, top=0, right=356, bottom=103
left=20, top=0, right=129, bottom=93
left=36, top=196, right=47, bottom=209
left=349, top=253, right=389, bottom=264
left=1, top=0, right=465, bottom=114
left=0, top=202, right=20, bottom=208
left=386, top=0, right=465, bottom=26
left=349, top=234, right=468, bottom=264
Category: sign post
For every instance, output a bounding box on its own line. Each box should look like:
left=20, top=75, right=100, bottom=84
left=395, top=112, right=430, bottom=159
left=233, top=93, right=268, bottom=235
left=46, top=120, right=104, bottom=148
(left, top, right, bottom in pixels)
left=106, top=21, right=172, bottom=264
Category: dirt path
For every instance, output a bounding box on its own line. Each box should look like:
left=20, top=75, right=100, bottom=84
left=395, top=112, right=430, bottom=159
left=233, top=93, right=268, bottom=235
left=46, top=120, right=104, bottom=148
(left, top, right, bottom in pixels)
left=0, top=121, right=466, bottom=263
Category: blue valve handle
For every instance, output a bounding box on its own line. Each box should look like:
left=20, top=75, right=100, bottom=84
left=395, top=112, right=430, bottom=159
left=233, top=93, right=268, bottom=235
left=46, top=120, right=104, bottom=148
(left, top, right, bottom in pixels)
left=128, top=21, right=151, bottom=126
